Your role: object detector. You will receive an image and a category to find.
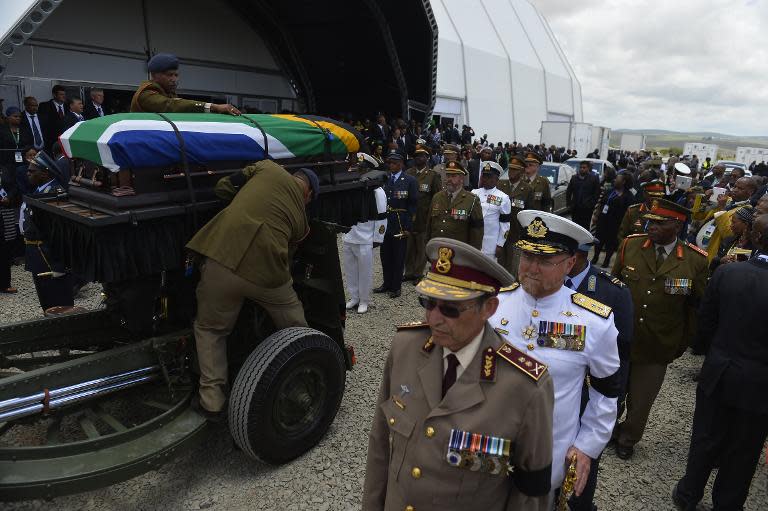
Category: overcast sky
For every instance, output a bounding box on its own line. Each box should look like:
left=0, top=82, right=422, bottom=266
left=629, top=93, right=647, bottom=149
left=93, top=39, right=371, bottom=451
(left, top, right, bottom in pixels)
left=533, top=0, right=768, bottom=136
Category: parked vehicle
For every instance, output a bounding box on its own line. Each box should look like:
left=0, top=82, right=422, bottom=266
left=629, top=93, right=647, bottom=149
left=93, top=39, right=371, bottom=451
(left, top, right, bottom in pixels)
left=564, top=158, right=617, bottom=181
left=539, top=162, right=575, bottom=215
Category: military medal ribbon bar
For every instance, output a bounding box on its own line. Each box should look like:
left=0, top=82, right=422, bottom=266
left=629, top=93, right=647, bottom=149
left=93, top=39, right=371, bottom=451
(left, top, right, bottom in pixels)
left=537, top=321, right=586, bottom=351
left=446, top=428, right=512, bottom=475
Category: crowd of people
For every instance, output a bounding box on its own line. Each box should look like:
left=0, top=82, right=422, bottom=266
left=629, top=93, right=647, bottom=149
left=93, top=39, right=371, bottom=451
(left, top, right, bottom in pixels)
left=0, top=51, right=766, bottom=510
left=341, top=114, right=768, bottom=510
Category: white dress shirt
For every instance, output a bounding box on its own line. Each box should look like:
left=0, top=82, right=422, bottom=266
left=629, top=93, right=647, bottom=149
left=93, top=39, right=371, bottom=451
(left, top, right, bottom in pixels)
left=442, top=327, right=484, bottom=380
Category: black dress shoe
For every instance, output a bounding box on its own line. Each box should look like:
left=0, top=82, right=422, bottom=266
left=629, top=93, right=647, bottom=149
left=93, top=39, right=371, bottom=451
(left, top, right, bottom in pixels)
left=615, top=443, right=634, bottom=460
left=373, top=285, right=389, bottom=293
left=671, top=482, right=696, bottom=510
left=389, top=289, right=401, bottom=298
left=402, top=275, right=416, bottom=282
left=190, top=395, right=226, bottom=424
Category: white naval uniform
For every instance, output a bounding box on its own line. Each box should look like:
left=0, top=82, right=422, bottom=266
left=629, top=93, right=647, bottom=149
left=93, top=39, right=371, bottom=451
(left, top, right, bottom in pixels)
left=342, top=187, right=387, bottom=305
left=471, top=186, right=511, bottom=261
left=489, top=284, right=619, bottom=489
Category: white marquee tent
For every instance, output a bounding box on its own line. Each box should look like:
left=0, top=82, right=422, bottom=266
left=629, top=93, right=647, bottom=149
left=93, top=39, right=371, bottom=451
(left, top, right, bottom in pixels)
left=431, top=0, right=583, bottom=144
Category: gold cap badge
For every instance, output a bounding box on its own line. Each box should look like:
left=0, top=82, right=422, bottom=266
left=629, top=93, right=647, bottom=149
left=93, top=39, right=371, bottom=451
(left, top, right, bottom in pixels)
left=435, top=247, right=453, bottom=274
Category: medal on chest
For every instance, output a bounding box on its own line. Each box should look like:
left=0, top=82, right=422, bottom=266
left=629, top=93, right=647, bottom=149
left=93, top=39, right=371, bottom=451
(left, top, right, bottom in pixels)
left=486, top=194, right=502, bottom=206
left=450, top=208, right=467, bottom=220
left=446, top=428, right=511, bottom=475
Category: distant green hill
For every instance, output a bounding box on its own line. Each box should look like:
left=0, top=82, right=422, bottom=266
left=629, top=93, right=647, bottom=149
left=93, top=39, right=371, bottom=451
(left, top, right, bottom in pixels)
left=611, top=129, right=768, bottom=157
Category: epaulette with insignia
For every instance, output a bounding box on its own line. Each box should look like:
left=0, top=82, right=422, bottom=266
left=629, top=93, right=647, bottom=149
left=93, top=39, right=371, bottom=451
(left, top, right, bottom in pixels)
left=571, top=293, right=612, bottom=318
left=496, top=343, right=548, bottom=381
left=598, top=270, right=626, bottom=288
left=396, top=321, right=429, bottom=330
left=498, top=282, right=520, bottom=293
left=686, top=242, right=708, bottom=257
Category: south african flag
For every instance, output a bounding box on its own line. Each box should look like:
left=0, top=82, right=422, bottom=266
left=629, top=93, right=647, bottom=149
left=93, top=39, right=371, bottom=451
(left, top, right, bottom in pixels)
left=59, top=113, right=364, bottom=171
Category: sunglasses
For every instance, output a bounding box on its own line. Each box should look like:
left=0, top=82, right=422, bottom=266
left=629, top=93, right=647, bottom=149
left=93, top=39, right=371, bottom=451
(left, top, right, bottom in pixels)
left=418, top=296, right=477, bottom=318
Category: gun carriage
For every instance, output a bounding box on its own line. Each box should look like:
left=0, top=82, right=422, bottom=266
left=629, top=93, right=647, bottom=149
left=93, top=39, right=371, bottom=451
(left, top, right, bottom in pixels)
left=0, top=113, right=384, bottom=500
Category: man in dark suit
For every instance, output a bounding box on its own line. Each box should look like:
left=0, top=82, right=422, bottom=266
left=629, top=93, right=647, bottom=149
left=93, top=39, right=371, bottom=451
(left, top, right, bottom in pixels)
left=567, top=239, right=634, bottom=511
left=84, top=88, right=107, bottom=119
left=19, top=96, right=45, bottom=152
left=62, top=97, right=86, bottom=131
left=566, top=160, right=601, bottom=231
left=467, top=146, right=494, bottom=190
left=37, top=85, right=69, bottom=153
left=374, top=151, right=418, bottom=298
left=370, top=114, right=390, bottom=145
left=673, top=214, right=768, bottom=511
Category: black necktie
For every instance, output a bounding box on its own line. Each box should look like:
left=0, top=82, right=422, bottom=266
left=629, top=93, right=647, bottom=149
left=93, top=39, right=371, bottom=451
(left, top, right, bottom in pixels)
left=442, top=354, right=460, bottom=398
left=656, top=246, right=666, bottom=270
left=565, top=278, right=574, bottom=289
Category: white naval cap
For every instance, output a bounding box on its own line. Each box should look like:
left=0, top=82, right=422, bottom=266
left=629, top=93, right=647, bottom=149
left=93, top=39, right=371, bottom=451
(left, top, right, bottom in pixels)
left=481, top=161, right=504, bottom=175
left=516, top=210, right=593, bottom=255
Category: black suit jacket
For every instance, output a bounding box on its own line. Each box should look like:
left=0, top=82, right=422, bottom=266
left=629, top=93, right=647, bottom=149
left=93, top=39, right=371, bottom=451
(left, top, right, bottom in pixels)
left=576, top=264, right=634, bottom=392
left=62, top=111, right=85, bottom=132
left=370, top=124, right=390, bottom=144
left=37, top=100, right=68, bottom=150
left=83, top=101, right=107, bottom=120
left=18, top=113, right=41, bottom=151
left=696, top=256, right=768, bottom=414
left=566, top=172, right=601, bottom=211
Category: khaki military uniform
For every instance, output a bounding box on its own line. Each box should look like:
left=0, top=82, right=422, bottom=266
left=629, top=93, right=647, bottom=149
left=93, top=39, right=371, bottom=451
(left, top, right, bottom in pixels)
left=405, top=166, right=442, bottom=278
left=497, top=179, right=534, bottom=275
left=617, top=203, right=647, bottom=242
left=363, top=324, right=554, bottom=511
left=525, top=175, right=552, bottom=212
left=130, top=80, right=208, bottom=113
left=425, top=189, right=484, bottom=250
left=611, top=234, right=709, bottom=447
left=187, top=160, right=309, bottom=412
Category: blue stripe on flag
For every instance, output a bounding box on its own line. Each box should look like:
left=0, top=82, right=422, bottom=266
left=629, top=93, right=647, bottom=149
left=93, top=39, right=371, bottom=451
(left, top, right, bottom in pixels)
left=108, top=131, right=267, bottom=168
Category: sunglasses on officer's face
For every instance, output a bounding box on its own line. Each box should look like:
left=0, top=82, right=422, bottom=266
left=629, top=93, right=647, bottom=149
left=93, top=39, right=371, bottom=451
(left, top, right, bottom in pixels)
left=418, top=296, right=477, bottom=318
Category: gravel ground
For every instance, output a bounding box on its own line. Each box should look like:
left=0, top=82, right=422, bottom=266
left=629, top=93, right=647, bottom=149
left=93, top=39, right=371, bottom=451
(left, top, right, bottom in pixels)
left=1, top=256, right=766, bottom=511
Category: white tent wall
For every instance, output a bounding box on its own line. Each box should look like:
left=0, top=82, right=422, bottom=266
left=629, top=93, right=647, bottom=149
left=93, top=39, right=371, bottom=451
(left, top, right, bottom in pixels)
left=2, top=0, right=295, bottom=100
left=439, top=0, right=515, bottom=142
left=485, top=0, right=547, bottom=144
left=432, top=0, right=582, bottom=144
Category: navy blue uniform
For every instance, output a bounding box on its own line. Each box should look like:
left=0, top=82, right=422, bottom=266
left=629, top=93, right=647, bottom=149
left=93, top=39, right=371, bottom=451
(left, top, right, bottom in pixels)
left=379, top=171, right=418, bottom=293
left=570, top=264, right=634, bottom=511
left=21, top=179, right=74, bottom=311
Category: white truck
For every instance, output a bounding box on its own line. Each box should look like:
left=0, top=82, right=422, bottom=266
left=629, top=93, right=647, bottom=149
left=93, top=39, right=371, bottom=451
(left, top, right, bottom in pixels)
left=590, top=126, right=611, bottom=160
left=683, top=143, right=718, bottom=166
left=540, top=121, right=593, bottom=158
left=735, top=146, right=768, bottom=166
left=619, top=133, right=646, bottom=151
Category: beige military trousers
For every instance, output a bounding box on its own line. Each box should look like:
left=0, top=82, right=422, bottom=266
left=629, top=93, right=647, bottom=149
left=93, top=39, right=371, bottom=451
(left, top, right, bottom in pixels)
left=616, top=362, right=668, bottom=447
left=404, top=231, right=428, bottom=278
left=193, top=258, right=307, bottom=412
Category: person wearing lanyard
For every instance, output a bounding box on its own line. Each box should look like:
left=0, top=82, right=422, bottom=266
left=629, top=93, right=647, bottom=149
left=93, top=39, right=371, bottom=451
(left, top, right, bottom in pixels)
left=0, top=107, right=26, bottom=169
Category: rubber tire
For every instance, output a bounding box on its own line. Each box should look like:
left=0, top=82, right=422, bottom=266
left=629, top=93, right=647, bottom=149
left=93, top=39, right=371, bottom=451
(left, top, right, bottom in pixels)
left=228, top=327, right=346, bottom=464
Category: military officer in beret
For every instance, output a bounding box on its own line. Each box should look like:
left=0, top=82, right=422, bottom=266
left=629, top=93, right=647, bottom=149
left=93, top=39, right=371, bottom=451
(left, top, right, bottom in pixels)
left=187, top=162, right=319, bottom=421
left=374, top=151, right=419, bottom=298
left=498, top=155, right=534, bottom=276
left=131, top=53, right=241, bottom=115
left=565, top=239, right=634, bottom=511
left=363, top=238, right=555, bottom=511
left=617, top=179, right=666, bottom=242
left=611, top=199, right=709, bottom=459
left=404, top=144, right=442, bottom=282
left=489, top=211, right=620, bottom=503
left=523, top=152, right=552, bottom=212
left=425, top=161, right=484, bottom=250
left=471, top=161, right=512, bottom=261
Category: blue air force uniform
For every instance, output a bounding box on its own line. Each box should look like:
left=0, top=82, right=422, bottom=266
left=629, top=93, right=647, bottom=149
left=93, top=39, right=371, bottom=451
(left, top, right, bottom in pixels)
left=379, top=153, right=418, bottom=294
